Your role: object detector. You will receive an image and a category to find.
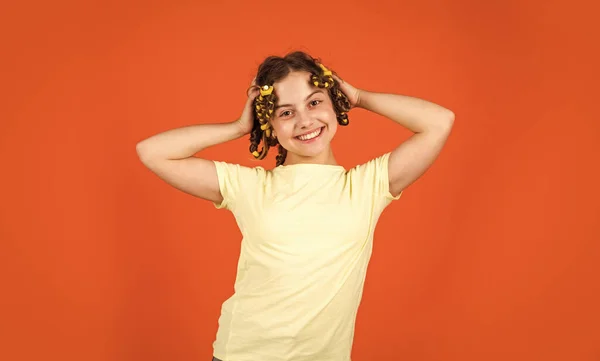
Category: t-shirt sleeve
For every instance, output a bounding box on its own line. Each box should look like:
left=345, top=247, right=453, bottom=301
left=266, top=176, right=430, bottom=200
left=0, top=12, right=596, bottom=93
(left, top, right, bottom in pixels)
left=212, top=161, right=264, bottom=211
left=352, top=152, right=402, bottom=206
left=373, top=152, right=402, bottom=202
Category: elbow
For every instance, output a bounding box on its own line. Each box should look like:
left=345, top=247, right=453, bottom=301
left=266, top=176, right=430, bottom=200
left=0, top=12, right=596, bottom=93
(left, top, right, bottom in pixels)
left=429, top=109, right=454, bottom=134
left=135, top=140, right=146, bottom=158
left=136, top=140, right=154, bottom=165
left=439, top=108, right=455, bottom=132
left=444, top=108, right=455, bottom=126
left=447, top=109, right=455, bottom=123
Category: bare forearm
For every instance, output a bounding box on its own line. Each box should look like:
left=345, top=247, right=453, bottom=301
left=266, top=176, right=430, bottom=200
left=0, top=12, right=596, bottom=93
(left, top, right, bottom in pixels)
left=357, top=90, right=454, bottom=133
left=136, top=121, right=247, bottom=161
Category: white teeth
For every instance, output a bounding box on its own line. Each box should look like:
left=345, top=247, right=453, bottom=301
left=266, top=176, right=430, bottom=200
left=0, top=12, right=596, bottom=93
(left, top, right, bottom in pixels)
left=297, top=127, right=322, bottom=141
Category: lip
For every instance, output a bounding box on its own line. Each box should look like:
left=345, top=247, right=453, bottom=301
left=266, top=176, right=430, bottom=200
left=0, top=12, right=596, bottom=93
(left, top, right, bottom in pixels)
left=296, top=127, right=323, bottom=137
left=295, top=126, right=325, bottom=143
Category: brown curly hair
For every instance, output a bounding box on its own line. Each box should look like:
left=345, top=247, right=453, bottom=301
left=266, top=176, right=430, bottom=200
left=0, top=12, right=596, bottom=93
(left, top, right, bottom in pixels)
left=249, top=51, right=352, bottom=166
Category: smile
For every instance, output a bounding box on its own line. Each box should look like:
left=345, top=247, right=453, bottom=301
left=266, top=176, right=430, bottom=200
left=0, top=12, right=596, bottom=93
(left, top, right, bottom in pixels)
left=296, top=127, right=324, bottom=142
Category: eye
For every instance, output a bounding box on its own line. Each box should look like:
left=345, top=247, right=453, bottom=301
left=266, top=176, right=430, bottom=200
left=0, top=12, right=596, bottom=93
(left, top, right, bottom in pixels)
left=309, top=99, right=322, bottom=107
left=279, top=110, right=293, bottom=118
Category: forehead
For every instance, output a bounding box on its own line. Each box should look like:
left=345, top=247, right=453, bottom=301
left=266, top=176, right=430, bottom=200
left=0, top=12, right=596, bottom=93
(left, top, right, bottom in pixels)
left=274, top=71, right=317, bottom=103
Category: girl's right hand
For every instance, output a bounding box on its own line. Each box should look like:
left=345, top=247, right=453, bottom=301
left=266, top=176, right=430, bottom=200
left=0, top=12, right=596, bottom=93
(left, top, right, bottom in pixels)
left=236, top=78, right=260, bottom=135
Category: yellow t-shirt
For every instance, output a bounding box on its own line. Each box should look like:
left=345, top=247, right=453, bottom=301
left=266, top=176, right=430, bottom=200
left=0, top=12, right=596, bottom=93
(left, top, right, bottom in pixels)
left=211, top=152, right=401, bottom=361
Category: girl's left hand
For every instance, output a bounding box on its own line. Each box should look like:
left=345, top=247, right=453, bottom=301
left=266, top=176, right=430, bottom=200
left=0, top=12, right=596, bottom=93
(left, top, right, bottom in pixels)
left=333, top=74, right=362, bottom=108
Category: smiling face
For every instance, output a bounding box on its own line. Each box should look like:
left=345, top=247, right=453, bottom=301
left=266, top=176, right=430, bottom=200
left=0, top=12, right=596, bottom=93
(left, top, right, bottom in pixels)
left=269, top=71, right=338, bottom=164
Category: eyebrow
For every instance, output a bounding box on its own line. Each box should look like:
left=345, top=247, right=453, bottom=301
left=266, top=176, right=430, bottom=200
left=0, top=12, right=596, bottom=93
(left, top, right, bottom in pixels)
left=274, top=89, right=324, bottom=110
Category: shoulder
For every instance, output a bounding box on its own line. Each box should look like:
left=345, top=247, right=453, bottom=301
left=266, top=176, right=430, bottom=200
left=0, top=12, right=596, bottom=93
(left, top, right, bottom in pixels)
left=347, top=152, right=401, bottom=201
left=212, top=161, right=267, bottom=210
left=347, top=152, right=392, bottom=180
left=213, top=160, right=267, bottom=180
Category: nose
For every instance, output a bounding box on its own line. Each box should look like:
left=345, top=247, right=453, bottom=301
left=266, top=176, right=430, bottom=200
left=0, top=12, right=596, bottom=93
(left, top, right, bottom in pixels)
left=295, top=109, right=315, bottom=129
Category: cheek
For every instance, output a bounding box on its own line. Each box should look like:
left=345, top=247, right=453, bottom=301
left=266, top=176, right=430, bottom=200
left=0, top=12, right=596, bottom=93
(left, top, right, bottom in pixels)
left=318, top=102, right=336, bottom=117
left=272, top=121, right=294, bottom=140
left=317, top=106, right=338, bottom=126
left=327, top=118, right=338, bottom=137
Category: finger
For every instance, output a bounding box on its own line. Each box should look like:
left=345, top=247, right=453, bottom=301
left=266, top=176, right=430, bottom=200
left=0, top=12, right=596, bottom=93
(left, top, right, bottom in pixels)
left=246, top=77, right=259, bottom=97
left=246, top=92, right=258, bottom=109
left=332, top=74, right=345, bottom=83
left=246, top=85, right=260, bottom=98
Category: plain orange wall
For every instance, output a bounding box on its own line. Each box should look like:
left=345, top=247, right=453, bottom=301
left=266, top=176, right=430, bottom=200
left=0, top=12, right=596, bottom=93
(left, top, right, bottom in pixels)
left=1, top=0, right=599, bottom=360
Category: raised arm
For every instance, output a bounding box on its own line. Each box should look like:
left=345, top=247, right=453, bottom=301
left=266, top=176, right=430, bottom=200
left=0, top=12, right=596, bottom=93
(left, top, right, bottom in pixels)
left=359, top=91, right=454, bottom=196
left=136, top=83, right=258, bottom=203
left=334, top=76, right=455, bottom=197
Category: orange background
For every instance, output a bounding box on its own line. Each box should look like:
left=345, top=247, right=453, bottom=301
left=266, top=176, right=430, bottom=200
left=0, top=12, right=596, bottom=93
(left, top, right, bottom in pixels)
left=1, top=0, right=599, bottom=360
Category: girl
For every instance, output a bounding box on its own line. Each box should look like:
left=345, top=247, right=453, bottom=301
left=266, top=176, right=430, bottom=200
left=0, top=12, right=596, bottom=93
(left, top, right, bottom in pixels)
left=136, top=51, right=454, bottom=361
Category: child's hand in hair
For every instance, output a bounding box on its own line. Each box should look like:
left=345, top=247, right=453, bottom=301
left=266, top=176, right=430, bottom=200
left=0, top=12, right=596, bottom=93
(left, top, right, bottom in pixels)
left=333, top=75, right=361, bottom=109
left=237, top=78, right=260, bottom=135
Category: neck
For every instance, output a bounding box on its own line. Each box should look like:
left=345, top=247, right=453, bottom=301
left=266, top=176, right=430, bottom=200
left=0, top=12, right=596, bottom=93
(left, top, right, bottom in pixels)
left=283, top=147, right=338, bottom=166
